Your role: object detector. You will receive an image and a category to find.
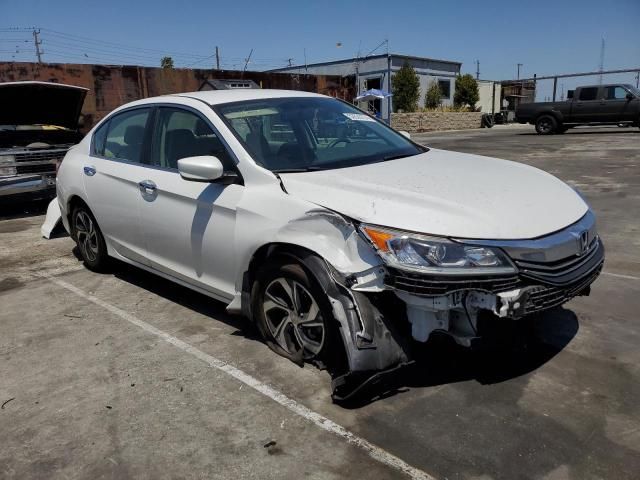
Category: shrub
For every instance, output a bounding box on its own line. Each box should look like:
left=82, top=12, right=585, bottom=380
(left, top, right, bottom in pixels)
left=454, top=74, right=479, bottom=108
left=424, top=81, right=443, bottom=109
left=392, top=62, right=420, bottom=112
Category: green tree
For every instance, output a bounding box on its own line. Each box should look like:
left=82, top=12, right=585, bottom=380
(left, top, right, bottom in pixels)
left=454, top=74, right=479, bottom=109
left=424, top=81, right=443, bottom=109
left=392, top=62, right=420, bottom=112
left=160, top=56, right=174, bottom=69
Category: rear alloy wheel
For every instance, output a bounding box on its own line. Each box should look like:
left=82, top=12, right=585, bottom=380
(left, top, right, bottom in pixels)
left=535, top=115, right=558, bottom=135
left=72, top=206, right=109, bottom=272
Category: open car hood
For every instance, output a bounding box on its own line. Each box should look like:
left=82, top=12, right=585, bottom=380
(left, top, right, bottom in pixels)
left=279, top=149, right=589, bottom=240
left=0, top=81, right=88, bottom=130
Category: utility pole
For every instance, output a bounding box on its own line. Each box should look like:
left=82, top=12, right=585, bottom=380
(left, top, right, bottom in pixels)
left=475, top=60, right=480, bottom=80
left=242, top=48, right=253, bottom=73
left=33, top=29, right=43, bottom=63
left=598, top=37, right=605, bottom=84
left=215, top=46, right=220, bottom=70
left=517, top=63, right=523, bottom=80
left=636, top=71, right=639, bottom=88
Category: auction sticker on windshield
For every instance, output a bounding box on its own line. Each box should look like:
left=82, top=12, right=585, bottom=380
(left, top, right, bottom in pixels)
left=343, top=112, right=376, bottom=122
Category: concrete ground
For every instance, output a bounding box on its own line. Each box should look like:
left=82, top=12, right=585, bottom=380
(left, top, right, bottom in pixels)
left=1, top=125, right=639, bottom=480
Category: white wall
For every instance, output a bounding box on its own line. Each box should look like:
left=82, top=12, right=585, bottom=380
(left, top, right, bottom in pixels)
left=476, top=80, right=501, bottom=113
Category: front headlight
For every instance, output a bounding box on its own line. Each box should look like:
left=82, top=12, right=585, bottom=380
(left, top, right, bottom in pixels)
left=0, top=155, right=17, bottom=176
left=360, top=224, right=516, bottom=275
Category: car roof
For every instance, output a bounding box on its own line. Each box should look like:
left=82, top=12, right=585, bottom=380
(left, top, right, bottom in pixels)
left=171, top=88, right=327, bottom=105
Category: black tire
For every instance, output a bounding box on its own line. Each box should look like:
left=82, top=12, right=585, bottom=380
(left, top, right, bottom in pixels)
left=535, top=115, right=558, bottom=135
left=251, top=259, right=343, bottom=370
left=481, top=114, right=494, bottom=128
left=71, top=204, right=110, bottom=272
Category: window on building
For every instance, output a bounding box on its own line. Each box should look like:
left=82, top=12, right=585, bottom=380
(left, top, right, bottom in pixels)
left=579, top=87, right=599, bottom=101
left=605, top=86, right=628, bottom=100
left=438, top=80, right=451, bottom=99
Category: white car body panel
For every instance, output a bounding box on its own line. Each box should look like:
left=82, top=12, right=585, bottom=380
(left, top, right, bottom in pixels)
left=41, top=197, right=62, bottom=238
left=280, top=149, right=588, bottom=240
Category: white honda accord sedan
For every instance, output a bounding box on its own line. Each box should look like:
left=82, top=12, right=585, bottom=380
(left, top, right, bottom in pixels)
left=55, top=89, right=604, bottom=400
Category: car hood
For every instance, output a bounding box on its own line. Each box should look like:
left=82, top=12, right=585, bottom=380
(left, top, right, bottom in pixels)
left=0, top=81, right=88, bottom=130
left=279, top=149, right=588, bottom=240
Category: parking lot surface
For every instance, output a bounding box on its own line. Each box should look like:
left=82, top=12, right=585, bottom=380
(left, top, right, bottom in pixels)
left=1, top=125, right=639, bottom=479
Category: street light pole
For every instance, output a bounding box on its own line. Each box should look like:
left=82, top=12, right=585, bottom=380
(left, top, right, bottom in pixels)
left=517, top=63, right=523, bottom=80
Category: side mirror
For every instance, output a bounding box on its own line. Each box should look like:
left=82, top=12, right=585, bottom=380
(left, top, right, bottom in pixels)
left=178, top=155, right=225, bottom=182
left=399, top=130, right=411, bottom=139
left=626, top=92, right=634, bottom=101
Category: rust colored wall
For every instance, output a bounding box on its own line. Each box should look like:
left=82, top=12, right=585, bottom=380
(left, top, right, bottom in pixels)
left=0, top=62, right=355, bottom=130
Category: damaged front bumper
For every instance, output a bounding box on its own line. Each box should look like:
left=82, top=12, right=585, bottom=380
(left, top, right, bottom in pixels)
left=329, top=221, right=604, bottom=401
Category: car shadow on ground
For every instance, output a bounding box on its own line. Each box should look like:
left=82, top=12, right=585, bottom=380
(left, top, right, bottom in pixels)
left=0, top=198, right=50, bottom=221
left=517, top=129, right=638, bottom=136
left=340, top=308, right=579, bottom=408
left=109, top=260, right=262, bottom=341
left=84, top=258, right=579, bottom=409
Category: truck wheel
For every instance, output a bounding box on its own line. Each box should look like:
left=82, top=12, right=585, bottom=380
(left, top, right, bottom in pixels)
left=535, top=115, right=557, bottom=135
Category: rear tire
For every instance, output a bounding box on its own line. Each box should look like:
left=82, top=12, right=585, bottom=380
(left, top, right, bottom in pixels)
left=535, top=115, right=558, bottom=135
left=72, top=205, right=109, bottom=272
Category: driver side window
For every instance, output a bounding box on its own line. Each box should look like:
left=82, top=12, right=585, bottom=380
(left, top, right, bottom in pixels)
left=151, top=107, right=235, bottom=171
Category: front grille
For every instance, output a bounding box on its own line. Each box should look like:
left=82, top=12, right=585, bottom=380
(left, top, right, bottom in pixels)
left=2, top=148, right=68, bottom=176
left=386, top=269, right=521, bottom=296
left=523, top=263, right=602, bottom=314
left=514, top=238, right=603, bottom=286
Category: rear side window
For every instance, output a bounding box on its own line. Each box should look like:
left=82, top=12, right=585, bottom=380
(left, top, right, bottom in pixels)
left=103, top=108, right=151, bottom=163
left=92, top=121, right=109, bottom=156
left=578, top=87, right=599, bottom=101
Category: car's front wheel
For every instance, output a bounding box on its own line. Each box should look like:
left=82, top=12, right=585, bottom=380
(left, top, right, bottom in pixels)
left=72, top=205, right=109, bottom=272
left=252, top=260, right=340, bottom=367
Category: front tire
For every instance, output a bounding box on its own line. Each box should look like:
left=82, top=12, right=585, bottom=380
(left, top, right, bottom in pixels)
left=535, top=115, right=558, bottom=134
left=252, top=260, right=341, bottom=368
left=72, top=205, right=109, bottom=272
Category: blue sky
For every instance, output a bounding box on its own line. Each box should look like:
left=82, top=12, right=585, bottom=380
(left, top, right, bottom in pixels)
left=1, top=0, right=639, bottom=96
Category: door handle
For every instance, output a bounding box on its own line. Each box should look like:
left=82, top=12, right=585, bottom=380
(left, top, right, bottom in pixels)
left=138, top=180, right=157, bottom=194
left=83, top=166, right=96, bottom=176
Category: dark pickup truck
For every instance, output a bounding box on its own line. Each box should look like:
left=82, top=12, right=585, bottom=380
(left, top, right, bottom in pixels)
left=516, top=84, right=640, bottom=134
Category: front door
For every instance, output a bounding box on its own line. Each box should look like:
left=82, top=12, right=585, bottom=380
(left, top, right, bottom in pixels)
left=138, top=106, right=243, bottom=300
left=601, top=85, right=638, bottom=122
left=83, top=107, right=152, bottom=265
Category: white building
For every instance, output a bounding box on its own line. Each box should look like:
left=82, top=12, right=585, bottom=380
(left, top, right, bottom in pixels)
left=270, top=54, right=462, bottom=122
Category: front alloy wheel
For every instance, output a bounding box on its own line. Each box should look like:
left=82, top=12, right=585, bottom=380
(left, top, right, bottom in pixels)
left=262, top=276, right=325, bottom=359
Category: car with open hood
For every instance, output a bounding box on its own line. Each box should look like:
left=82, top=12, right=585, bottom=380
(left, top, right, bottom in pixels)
left=51, top=89, right=604, bottom=400
left=0, top=81, right=87, bottom=201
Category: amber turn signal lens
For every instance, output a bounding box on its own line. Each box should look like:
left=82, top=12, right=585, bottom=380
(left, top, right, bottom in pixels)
left=362, top=227, right=394, bottom=252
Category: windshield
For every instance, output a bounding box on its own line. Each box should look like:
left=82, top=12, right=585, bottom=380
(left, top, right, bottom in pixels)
left=625, top=84, right=640, bottom=97
left=215, top=97, right=425, bottom=172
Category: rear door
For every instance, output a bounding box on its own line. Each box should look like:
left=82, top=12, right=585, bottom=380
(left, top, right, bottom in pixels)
left=83, top=107, right=152, bottom=265
left=601, top=85, right=637, bottom=122
left=138, top=105, right=244, bottom=300
left=571, top=87, right=602, bottom=122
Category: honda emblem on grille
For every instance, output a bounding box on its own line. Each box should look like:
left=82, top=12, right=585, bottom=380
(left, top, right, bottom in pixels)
left=577, top=230, right=589, bottom=255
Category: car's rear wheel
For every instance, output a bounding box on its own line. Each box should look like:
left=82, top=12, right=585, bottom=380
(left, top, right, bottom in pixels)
left=535, top=115, right=558, bottom=134
left=252, top=260, right=340, bottom=367
left=72, top=205, right=109, bottom=272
